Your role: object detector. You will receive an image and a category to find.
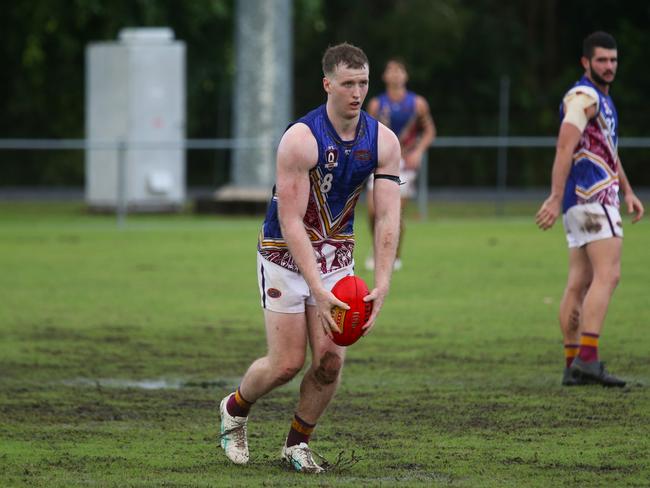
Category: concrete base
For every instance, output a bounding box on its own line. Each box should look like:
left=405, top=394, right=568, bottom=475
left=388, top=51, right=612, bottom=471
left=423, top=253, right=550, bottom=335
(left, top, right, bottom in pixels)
left=194, top=185, right=271, bottom=215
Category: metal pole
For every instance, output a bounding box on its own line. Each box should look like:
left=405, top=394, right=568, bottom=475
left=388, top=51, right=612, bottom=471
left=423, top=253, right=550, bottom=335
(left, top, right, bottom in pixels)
left=116, top=140, right=127, bottom=228
left=496, top=75, right=510, bottom=216
left=232, top=0, right=292, bottom=189
left=418, top=151, right=429, bottom=220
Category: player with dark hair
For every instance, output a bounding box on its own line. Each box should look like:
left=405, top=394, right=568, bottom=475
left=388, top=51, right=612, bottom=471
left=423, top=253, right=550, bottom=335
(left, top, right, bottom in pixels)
left=365, top=58, right=436, bottom=270
left=219, top=42, right=401, bottom=472
left=536, top=31, right=644, bottom=387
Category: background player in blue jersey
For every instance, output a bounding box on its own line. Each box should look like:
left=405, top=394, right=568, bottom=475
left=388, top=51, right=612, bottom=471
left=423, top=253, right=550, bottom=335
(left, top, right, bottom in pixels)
left=536, top=31, right=644, bottom=387
left=219, top=43, right=401, bottom=473
left=365, top=58, right=436, bottom=270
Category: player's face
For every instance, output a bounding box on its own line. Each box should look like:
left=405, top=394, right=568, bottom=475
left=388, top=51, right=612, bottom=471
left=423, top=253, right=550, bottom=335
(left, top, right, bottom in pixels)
left=323, top=63, right=369, bottom=120
left=382, top=61, right=408, bottom=88
left=584, top=47, right=617, bottom=87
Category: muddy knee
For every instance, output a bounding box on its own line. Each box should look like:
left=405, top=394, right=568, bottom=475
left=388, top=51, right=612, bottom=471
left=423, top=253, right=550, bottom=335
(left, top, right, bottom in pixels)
left=314, top=351, right=342, bottom=385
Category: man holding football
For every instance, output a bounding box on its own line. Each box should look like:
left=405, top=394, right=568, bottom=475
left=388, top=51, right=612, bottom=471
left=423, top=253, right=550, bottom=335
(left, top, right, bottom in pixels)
left=536, top=31, right=644, bottom=387
left=219, top=42, right=401, bottom=473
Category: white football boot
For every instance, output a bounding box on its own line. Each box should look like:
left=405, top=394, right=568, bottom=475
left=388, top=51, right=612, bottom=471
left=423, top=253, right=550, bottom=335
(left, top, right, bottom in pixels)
left=219, top=393, right=249, bottom=464
left=281, top=442, right=324, bottom=473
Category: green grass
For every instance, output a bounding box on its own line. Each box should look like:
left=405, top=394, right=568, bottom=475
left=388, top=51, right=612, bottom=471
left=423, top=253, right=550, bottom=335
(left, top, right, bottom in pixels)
left=1, top=202, right=648, bottom=487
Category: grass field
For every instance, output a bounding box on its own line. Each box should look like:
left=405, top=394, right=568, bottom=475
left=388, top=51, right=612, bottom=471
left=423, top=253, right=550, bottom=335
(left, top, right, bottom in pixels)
left=1, top=202, right=648, bottom=487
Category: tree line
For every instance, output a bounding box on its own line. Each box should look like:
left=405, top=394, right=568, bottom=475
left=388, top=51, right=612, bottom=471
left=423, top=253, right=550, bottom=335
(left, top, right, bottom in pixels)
left=1, top=0, right=648, bottom=187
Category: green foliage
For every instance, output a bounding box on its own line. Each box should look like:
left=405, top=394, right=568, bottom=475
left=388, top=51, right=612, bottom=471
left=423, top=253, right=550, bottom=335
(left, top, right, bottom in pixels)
left=0, top=0, right=234, bottom=186
left=1, top=1, right=650, bottom=186
left=0, top=203, right=649, bottom=486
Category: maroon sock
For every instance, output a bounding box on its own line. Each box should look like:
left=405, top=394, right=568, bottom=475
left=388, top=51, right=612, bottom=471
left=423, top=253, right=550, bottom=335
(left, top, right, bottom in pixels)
left=226, top=387, right=253, bottom=417
left=286, top=414, right=315, bottom=447
left=564, top=343, right=579, bottom=368
left=577, top=332, right=599, bottom=363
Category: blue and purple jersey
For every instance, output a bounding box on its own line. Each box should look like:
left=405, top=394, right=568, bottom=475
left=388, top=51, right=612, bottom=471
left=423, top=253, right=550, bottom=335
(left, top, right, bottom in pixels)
left=375, top=91, right=420, bottom=152
left=258, top=105, right=378, bottom=274
left=561, top=76, right=619, bottom=213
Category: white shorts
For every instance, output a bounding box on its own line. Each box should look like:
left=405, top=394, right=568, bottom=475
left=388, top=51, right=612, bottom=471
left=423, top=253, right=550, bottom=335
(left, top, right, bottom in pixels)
left=367, top=159, right=417, bottom=198
left=563, top=203, right=623, bottom=248
left=257, top=252, right=354, bottom=313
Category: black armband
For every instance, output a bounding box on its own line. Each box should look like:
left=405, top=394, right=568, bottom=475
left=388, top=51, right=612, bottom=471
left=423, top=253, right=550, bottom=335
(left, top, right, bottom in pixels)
left=374, top=174, right=403, bottom=185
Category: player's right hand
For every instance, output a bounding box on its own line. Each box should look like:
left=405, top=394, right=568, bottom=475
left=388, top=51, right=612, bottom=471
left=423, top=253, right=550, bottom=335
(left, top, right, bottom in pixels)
left=313, top=288, right=349, bottom=338
left=536, top=195, right=561, bottom=230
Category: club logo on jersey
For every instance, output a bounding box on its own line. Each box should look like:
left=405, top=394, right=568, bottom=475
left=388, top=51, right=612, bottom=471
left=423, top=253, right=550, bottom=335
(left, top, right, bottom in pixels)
left=267, top=288, right=282, bottom=298
left=325, top=147, right=338, bottom=169
left=354, top=150, right=371, bottom=161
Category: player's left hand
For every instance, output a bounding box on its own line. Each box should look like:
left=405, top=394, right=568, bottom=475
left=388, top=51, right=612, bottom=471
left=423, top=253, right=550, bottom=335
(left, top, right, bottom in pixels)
left=625, top=192, right=644, bottom=223
left=361, top=286, right=387, bottom=336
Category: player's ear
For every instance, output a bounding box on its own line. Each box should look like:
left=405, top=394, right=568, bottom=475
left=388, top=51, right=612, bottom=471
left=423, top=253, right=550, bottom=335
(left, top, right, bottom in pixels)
left=580, top=56, right=590, bottom=72
left=323, top=76, right=331, bottom=94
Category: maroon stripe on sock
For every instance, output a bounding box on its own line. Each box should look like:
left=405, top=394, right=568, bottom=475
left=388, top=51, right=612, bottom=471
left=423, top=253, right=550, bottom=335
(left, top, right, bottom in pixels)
left=286, top=414, right=315, bottom=447
left=578, top=345, right=598, bottom=362
left=578, top=333, right=599, bottom=363
left=226, top=388, right=251, bottom=417
left=564, top=344, right=579, bottom=368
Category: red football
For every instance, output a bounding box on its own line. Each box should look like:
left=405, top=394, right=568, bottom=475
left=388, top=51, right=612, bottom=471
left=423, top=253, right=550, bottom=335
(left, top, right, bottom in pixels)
left=330, top=275, right=373, bottom=346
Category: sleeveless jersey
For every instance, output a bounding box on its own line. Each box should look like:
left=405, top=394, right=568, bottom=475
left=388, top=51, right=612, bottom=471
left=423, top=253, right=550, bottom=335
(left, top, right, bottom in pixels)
left=258, top=105, right=379, bottom=274
left=560, top=75, right=619, bottom=213
left=375, top=91, right=420, bottom=151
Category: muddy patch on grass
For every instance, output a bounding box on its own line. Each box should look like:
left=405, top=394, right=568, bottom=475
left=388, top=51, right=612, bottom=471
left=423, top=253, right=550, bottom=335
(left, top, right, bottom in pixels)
left=28, top=326, right=89, bottom=342
left=63, top=378, right=184, bottom=390
left=1, top=385, right=219, bottom=424
left=61, top=377, right=237, bottom=390
left=506, top=457, right=639, bottom=475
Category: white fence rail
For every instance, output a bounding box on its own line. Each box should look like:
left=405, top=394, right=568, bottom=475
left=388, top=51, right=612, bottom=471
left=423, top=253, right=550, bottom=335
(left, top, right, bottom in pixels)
left=2, top=137, right=649, bottom=224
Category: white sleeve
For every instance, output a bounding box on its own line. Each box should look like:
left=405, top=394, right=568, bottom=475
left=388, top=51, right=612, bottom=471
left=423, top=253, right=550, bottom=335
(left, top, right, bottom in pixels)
left=562, top=90, right=598, bottom=132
